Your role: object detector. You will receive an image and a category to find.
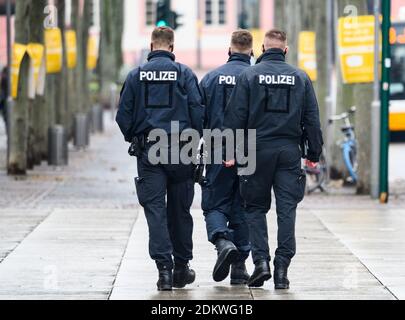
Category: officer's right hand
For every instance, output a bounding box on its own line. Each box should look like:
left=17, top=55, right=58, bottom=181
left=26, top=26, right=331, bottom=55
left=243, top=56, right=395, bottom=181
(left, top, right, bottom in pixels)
left=305, top=160, right=318, bottom=169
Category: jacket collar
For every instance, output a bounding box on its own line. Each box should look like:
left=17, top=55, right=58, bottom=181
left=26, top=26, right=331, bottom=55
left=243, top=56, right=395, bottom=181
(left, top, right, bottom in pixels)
left=147, top=50, right=176, bottom=62
left=256, top=48, right=286, bottom=64
left=227, top=53, right=251, bottom=65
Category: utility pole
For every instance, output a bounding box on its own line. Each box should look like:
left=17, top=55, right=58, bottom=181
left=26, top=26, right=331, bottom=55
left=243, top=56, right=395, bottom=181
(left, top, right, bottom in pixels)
left=371, top=0, right=381, bottom=199
left=379, top=0, right=391, bottom=203
left=325, top=0, right=334, bottom=184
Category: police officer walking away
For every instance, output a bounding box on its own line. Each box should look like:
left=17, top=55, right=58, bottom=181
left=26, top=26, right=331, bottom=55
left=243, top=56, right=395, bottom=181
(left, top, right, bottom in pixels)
left=199, top=30, right=253, bottom=285
left=224, top=29, right=323, bottom=289
left=116, top=27, right=205, bottom=291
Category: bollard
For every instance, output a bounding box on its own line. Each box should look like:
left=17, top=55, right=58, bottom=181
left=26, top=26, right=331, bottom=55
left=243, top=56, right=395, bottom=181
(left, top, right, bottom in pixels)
left=48, top=125, right=68, bottom=166
left=90, top=104, right=104, bottom=133
left=74, top=113, right=90, bottom=149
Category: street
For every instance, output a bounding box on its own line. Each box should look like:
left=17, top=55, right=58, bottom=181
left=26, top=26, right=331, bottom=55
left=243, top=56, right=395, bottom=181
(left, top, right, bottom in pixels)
left=0, top=116, right=404, bottom=300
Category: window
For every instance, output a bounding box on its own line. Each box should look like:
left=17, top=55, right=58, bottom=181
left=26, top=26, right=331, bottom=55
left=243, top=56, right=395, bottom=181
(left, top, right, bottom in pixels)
left=205, top=0, right=227, bottom=26
left=146, top=0, right=156, bottom=26
left=238, top=0, right=260, bottom=29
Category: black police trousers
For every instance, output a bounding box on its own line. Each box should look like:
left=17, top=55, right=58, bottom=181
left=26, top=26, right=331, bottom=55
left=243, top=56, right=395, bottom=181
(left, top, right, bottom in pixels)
left=202, top=164, right=251, bottom=262
left=135, top=148, right=195, bottom=271
left=240, top=142, right=306, bottom=267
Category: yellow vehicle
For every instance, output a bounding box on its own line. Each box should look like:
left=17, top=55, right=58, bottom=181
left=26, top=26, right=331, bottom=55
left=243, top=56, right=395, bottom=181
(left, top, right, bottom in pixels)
left=390, top=22, right=405, bottom=139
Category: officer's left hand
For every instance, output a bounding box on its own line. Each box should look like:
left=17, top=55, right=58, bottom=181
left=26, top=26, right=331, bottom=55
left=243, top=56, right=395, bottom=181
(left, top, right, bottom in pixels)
left=223, top=160, right=236, bottom=168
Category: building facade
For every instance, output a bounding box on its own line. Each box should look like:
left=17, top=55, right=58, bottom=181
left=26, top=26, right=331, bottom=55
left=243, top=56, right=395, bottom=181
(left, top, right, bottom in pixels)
left=123, top=0, right=274, bottom=69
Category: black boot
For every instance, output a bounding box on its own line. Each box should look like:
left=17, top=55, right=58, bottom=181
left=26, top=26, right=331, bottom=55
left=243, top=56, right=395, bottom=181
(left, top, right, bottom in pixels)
left=248, top=260, right=272, bottom=288
left=213, top=238, right=240, bottom=282
left=274, top=260, right=290, bottom=290
left=157, top=268, right=173, bottom=291
left=230, top=261, right=250, bottom=285
left=173, top=263, right=196, bottom=289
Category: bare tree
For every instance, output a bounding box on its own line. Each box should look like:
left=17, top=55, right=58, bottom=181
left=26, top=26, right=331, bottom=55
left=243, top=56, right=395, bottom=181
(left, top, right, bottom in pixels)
left=333, top=0, right=373, bottom=195
left=99, top=0, right=124, bottom=105
left=28, top=0, right=47, bottom=166
left=8, top=0, right=31, bottom=175
left=55, top=0, right=68, bottom=128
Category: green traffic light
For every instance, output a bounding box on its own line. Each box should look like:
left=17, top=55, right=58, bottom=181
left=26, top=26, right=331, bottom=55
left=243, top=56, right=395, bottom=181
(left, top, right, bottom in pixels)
left=156, top=20, right=168, bottom=27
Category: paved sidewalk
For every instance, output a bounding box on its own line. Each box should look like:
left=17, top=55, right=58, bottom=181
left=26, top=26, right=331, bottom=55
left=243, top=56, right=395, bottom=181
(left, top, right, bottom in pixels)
left=0, top=116, right=402, bottom=300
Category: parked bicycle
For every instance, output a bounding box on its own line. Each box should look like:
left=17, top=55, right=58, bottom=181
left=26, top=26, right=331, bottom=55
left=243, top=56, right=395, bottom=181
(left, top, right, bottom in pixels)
left=329, top=106, right=358, bottom=184
left=304, top=152, right=328, bottom=194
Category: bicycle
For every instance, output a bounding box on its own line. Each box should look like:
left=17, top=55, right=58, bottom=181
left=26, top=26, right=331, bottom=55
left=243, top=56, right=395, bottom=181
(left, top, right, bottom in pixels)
left=329, top=106, right=358, bottom=184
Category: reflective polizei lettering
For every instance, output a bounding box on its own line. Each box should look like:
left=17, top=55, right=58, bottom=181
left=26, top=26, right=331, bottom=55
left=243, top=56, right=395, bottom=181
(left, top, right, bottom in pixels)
left=218, top=75, right=236, bottom=85
left=259, top=74, right=296, bottom=86
left=140, top=71, right=178, bottom=82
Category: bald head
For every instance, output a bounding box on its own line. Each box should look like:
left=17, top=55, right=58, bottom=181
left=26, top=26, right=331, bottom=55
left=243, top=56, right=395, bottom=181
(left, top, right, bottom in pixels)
left=263, top=29, right=288, bottom=51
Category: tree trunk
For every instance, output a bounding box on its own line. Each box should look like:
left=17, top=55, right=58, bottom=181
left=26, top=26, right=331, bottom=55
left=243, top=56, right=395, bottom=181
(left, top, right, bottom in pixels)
left=55, top=0, right=68, bottom=128
left=28, top=0, right=47, bottom=167
left=352, top=1, right=373, bottom=195
left=314, top=0, right=328, bottom=129
left=284, top=0, right=302, bottom=66
left=99, top=0, right=124, bottom=105
left=330, top=0, right=356, bottom=180
left=333, top=0, right=373, bottom=195
left=75, top=0, right=92, bottom=115
left=274, top=0, right=285, bottom=29
left=70, top=0, right=80, bottom=117
left=8, top=0, right=30, bottom=175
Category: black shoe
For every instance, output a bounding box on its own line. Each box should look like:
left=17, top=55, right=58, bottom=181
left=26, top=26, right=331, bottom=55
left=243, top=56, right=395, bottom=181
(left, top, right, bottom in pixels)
left=231, top=261, right=250, bottom=285
left=274, top=261, right=290, bottom=290
left=248, top=260, right=272, bottom=288
left=173, top=264, right=196, bottom=289
left=213, top=238, right=240, bottom=282
left=157, top=269, right=173, bottom=291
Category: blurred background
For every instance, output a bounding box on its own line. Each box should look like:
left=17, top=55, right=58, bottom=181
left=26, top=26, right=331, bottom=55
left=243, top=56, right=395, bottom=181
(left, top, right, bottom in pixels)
left=0, top=0, right=404, bottom=201
left=0, top=0, right=405, bottom=301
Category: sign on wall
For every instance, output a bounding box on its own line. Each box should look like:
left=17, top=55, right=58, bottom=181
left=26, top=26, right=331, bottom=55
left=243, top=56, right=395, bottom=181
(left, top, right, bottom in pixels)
left=45, top=28, right=63, bottom=74
left=11, top=43, right=27, bottom=99
left=65, top=30, right=77, bottom=69
left=338, top=15, right=378, bottom=84
left=27, top=43, right=45, bottom=98
left=298, top=31, right=318, bottom=81
left=87, top=35, right=98, bottom=70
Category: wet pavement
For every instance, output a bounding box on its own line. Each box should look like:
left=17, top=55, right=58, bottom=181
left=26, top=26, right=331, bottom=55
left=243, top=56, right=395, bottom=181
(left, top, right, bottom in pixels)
left=0, top=115, right=403, bottom=300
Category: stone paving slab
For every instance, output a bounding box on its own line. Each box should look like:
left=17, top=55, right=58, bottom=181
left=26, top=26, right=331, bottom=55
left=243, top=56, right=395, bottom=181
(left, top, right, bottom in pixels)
left=0, top=209, right=51, bottom=262
left=110, top=208, right=395, bottom=300
left=0, top=209, right=137, bottom=300
left=313, top=209, right=405, bottom=300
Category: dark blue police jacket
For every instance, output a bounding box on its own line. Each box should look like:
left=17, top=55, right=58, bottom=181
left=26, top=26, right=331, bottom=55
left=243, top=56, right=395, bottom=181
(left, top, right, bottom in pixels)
left=116, top=50, right=205, bottom=142
left=199, top=53, right=251, bottom=130
left=224, top=49, right=323, bottom=162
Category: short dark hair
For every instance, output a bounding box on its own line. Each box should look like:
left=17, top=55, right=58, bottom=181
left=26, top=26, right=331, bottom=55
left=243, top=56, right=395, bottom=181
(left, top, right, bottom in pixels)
left=151, top=27, right=175, bottom=47
left=231, top=30, right=253, bottom=51
left=265, top=29, right=287, bottom=43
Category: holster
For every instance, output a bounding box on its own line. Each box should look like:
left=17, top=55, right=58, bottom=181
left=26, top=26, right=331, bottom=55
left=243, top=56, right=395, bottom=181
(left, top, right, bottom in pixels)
left=128, top=135, right=146, bottom=157
left=301, top=129, right=309, bottom=160
left=193, top=148, right=206, bottom=185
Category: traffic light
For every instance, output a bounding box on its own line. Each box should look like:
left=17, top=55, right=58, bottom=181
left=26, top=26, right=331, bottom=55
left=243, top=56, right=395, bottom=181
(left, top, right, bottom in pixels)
left=156, top=0, right=171, bottom=27
left=0, top=0, right=15, bottom=16
left=155, top=0, right=183, bottom=30
left=170, top=11, right=183, bottom=30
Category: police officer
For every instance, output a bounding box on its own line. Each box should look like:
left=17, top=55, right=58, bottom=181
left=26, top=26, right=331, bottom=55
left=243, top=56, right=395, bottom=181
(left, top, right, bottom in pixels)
left=199, top=30, right=253, bottom=285
left=223, top=29, right=323, bottom=289
left=116, top=27, right=205, bottom=291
